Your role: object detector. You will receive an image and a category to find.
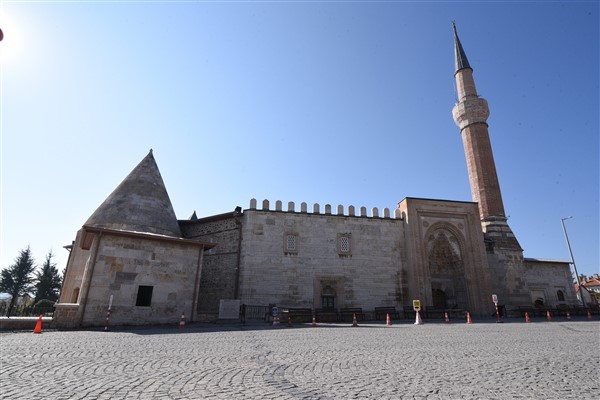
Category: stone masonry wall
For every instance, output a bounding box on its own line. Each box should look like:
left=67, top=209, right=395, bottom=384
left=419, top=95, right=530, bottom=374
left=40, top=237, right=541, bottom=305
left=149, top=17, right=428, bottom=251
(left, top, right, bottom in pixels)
left=238, top=207, right=405, bottom=311
left=482, top=220, right=531, bottom=309
left=181, top=217, right=240, bottom=321
left=81, top=234, right=201, bottom=327
left=524, top=259, right=578, bottom=307
left=58, top=229, right=90, bottom=304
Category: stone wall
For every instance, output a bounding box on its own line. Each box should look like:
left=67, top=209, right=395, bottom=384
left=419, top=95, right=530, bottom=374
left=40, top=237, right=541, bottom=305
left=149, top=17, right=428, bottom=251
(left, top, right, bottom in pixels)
left=524, top=259, right=578, bottom=307
left=237, top=202, right=405, bottom=311
left=180, top=215, right=240, bottom=321
left=74, top=233, right=202, bottom=327
left=482, top=219, right=531, bottom=309
left=58, top=229, right=90, bottom=305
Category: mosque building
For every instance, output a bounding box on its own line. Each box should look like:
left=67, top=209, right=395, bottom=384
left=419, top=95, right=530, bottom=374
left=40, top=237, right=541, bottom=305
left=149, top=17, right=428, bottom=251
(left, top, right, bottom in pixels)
left=53, top=25, right=577, bottom=328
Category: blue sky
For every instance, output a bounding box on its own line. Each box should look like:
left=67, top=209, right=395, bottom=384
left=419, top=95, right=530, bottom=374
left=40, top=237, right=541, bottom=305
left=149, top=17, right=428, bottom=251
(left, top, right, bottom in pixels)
left=1, top=1, right=598, bottom=280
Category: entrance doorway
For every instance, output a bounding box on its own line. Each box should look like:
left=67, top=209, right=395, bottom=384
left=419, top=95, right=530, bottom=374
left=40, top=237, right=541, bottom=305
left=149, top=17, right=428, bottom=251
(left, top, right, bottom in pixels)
left=432, top=289, right=447, bottom=309
left=428, top=228, right=469, bottom=310
left=321, top=285, right=336, bottom=310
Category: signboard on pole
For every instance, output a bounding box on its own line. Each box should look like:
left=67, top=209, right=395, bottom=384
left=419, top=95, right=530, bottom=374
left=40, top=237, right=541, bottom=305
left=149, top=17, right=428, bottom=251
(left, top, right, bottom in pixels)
left=412, top=300, right=421, bottom=311
left=492, top=294, right=498, bottom=305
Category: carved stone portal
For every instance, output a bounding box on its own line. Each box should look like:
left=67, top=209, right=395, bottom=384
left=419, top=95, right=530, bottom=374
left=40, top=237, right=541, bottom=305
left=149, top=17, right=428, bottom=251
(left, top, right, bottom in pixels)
left=427, top=229, right=468, bottom=310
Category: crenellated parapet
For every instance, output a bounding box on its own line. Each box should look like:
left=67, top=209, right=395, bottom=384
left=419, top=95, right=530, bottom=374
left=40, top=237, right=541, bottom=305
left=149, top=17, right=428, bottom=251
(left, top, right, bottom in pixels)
left=248, top=198, right=400, bottom=219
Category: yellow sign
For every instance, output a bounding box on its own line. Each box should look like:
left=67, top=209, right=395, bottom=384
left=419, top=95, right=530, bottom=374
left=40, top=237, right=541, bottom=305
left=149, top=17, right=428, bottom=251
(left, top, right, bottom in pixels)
left=412, top=300, right=421, bottom=311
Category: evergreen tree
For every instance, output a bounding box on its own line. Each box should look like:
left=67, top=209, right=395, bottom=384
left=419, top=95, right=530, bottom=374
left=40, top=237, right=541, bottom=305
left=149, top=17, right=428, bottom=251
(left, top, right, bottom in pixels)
left=33, top=250, right=62, bottom=304
left=0, top=247, right=36, bottom=316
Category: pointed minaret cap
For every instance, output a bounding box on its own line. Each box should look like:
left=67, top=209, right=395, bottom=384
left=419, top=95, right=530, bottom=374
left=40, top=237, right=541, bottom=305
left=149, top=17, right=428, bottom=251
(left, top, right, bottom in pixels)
left=453, top=21, right=472, bottom=75
left=84, top=150, right=183, bottom=237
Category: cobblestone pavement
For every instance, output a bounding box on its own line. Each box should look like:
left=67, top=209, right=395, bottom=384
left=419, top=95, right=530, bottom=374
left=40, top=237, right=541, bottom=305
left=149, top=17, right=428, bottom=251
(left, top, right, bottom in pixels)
left=1, top=320, right=599, bottom=399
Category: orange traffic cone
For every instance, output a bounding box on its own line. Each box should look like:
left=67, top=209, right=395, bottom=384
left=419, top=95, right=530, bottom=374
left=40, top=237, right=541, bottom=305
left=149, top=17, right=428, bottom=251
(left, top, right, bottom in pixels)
left=466, top=311, right=473, bottom=324
left=546, top=310, right=552, bottom=322
left=444, top=312, right=450, bottom=324
left=311, top=314, right=317, bottom=327
left=566, top=311, right=571, bottom=321
left=179, top=312, right=186, bottom=329
left=587, top=310, right=593, bottom=321
left=33, top=315, right=43, bottom=334
left=525, top=312, right=531, bottom=323
left=352, top=313, right=358, bottom=327
left=386, top=313, right=392, bottom=326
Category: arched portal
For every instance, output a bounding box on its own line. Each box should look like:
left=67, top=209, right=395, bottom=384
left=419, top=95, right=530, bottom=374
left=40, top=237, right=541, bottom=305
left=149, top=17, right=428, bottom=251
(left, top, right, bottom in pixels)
left=427, top=228, right=468, bottom=310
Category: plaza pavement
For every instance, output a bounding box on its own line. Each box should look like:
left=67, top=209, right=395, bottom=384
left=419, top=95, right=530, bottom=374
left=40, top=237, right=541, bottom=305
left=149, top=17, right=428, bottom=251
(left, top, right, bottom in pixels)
left=1, top=319, right=599, bottom=399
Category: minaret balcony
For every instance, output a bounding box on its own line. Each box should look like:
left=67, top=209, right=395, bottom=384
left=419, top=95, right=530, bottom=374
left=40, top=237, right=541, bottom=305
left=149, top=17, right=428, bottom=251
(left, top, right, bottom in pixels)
left=452, top=97, right=490, bottom=131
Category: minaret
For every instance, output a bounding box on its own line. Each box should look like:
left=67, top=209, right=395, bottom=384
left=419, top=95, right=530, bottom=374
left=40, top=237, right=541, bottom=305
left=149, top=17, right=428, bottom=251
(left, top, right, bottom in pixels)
left=451, top=22, right=505, bottom=222
left=451, top=22, right=520, bottom=250
left=451, top=22, right=529, bottom=307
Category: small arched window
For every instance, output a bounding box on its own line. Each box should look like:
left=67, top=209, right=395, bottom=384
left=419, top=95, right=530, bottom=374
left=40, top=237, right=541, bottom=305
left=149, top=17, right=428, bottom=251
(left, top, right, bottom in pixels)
left=557, top=290, right=565, bottom=302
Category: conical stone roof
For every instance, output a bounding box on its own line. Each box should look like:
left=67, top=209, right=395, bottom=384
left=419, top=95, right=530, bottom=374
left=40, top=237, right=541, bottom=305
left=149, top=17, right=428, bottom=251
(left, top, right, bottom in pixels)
left=84, top=150, right=182, bottom=237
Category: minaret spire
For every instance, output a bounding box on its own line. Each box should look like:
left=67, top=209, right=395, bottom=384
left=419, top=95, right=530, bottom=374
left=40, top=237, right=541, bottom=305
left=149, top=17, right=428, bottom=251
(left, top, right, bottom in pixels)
left=453, top=21, right=471, bottom=74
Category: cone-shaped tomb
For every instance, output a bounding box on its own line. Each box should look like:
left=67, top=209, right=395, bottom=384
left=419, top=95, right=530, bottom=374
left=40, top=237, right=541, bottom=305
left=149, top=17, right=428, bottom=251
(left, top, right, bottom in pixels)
left=84, top=150, right=182, bottom=237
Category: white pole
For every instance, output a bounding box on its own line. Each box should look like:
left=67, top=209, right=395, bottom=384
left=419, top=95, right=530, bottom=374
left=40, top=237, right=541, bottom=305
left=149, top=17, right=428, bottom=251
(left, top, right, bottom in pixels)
left=561, top=217, right=586, bottom=308
left=105, top=295, right=113, bottom=331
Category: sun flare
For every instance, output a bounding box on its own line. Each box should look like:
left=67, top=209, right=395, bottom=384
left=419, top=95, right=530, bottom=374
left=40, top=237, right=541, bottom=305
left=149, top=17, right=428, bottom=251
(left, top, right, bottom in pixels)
left=0, top=9, right=24, bottom=63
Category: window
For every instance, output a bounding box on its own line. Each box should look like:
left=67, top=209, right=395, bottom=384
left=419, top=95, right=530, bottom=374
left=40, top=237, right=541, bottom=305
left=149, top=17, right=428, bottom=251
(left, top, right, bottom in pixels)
left=286, top=235, right=297, bottom=251
left=340, top=236, right=350, bottom=252
left=337, top=233, right=352, bottom=257
left=557, top=290, right=565, bottom=302
left=136, top=286, right=153, bottom=307
left=284, top=233, right=298, bottom=255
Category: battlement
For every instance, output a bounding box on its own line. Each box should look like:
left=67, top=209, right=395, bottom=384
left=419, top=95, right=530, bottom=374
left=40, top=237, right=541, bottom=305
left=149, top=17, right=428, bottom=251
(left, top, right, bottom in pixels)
left=248, top=198, right=402, bottom=219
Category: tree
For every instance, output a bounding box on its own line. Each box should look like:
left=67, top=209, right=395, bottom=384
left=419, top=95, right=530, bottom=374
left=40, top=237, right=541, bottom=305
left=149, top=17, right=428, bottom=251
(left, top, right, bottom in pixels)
left=0, top=247, right=36, bottom=316
left=33, top=250, right=62, bottom=304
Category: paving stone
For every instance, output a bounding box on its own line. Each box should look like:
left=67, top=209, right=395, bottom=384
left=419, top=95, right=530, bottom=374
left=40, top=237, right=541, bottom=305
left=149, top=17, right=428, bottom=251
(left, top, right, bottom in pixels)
left=0, top=321, right=598, bottom=399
